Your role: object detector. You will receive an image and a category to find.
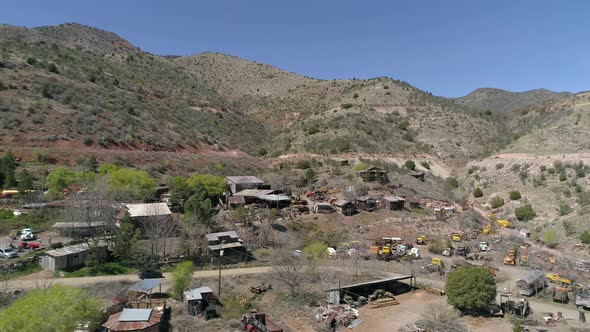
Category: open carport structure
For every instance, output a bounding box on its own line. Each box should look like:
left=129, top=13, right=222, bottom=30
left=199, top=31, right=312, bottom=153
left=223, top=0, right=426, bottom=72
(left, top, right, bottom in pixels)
left=326, top=275, right=415, bottom=304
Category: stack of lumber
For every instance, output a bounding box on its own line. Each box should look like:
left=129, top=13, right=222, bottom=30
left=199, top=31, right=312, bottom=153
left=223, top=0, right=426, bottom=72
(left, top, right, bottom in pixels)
left=369, top=297, right=399, bottom=308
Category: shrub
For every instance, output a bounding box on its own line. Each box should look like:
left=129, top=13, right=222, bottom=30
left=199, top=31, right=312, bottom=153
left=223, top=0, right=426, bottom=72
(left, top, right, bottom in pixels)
left=428, top=239, right=451, bottom=254
left=353, top=163, right=369, bottom=172
left=515, top=204, right=536, bottom=221
left=543, top=229, right=558, bottom=248
left=420, top=162, right=431, bottom=170
left=405, top=160, right=416, bottom=171
left=473, top=187, right=483, bottom=198
left=511, top=164, right=521, bottom=173
left=557, top=203, right=572, bottom=216
left=580, top=230, right=590, bottom=244
left=352, top=93, right=359, bottom=99
left=341, top=103, right=353, bottom=109
left=402, top=132, right=414, bottom=142
left=295, top=160, right=312, bottom=169
left=33, top=149, right=49, bottom=164
left=467, top=166, right=479, bottom=175
left=83, top=137, right=93, bottom=146
left=490, top=196, right=505, bottom=209
left=559, top=171, right=567, bottom=182
left=445, top=265, right=496, bottom=314
left=26, top=57, right=37, bottom=65
left=495, top=163, right=504, bottom=170
left=255, top=147, right=268, bottom=157
left=171, top=261, right=193, bottom=300
left=509, top=191, right=521, bottom=200
left=47, top=63, right=58, bottom=74
left=447, top=177, right=459, bottom=188
left=302, top=241, right=328, bottom=259
left=576, top=167, right=587, bottom=178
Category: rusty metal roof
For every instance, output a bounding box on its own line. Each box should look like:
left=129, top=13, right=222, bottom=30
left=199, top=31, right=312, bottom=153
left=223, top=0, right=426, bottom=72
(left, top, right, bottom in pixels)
left=102, top=308, right=162, bottom=331
left=228, top=196, right=246, bottom=205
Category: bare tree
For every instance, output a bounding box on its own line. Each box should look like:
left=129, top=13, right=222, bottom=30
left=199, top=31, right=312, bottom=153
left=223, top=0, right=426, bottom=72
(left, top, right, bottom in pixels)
left=61, top=178, right=118, bottom=243
left=139, top=203, right=178, bottom=260
left=271, top=250, right=310, bottom=296
left=179, top=215, right=209, bottom=260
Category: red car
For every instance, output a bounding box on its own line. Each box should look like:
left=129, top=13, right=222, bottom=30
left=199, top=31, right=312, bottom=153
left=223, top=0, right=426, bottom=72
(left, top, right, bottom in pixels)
left=19, top=242, right=40, bottom=250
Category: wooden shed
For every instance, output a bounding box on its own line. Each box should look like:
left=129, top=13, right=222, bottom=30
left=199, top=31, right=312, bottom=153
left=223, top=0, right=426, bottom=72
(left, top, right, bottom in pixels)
left=356, top=167, right=388, bottom=183
left=332, top=199, right=356, bottom=216
left=184, top=286, right=216, bottom=317
left=355, top=196, right=378, bottom=211
left=380, top=196, right=405, bottom=211
left=40, top=243, right=106, bottom=271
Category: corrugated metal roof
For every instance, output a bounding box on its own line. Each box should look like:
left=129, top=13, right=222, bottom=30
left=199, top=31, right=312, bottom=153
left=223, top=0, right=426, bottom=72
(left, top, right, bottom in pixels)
left=124, top=203, right=171, bottom=218
left=228, top=196, right=246, bottom=205
left=226, top=176, right=264, bottom=184
left=184, top=286, right=214, bottom=301
left=44, top=243, right=89, bottom=257
left=208, top=242, right=244, bottom=251
left=128, top=279, right=162, bottom=292
left=234, top=189, right=276, bottom=197
left=333, top=199, right=352, bottom=207
left=206, top=231, right=239, bottom=242
left=382, top=196, right=405, bottom=202
left=257, top=194, right=291, bottom=202
left=119, top=308, right=152, bottom=322
left=102, top=308, right=162, bottom=331
left=53, top=221, right=109, bottom=228
left=518, top=269, right=545, bottom=285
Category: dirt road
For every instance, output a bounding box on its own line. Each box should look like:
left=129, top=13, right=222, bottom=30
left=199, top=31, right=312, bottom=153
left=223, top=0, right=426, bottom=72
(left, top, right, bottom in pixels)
left=7, top=266, right=272, bottom=291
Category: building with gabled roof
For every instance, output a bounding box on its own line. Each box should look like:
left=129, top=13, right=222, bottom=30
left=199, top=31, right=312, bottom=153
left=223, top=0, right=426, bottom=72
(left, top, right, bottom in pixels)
left=226, top=176, right=264, bottom=194
left=184, top=286, right=217, bottom=316
left=124, top=203, right=171, bottom=218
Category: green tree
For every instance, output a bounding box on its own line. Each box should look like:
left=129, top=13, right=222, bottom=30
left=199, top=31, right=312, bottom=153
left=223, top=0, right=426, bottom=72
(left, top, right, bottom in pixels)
left=509, top=191, right=521, bottom=200
left=490, top=196, right=505, bottom=209
left=445, top=265, right=496, bottom=314
left=0, top=285, right=101, bottom=332
left=353, top=163, right=369, bottom=172
left=473, top=187, right=483, bottom=198
left=112, top=219, right=142, bottom=264
left=405, top=160, right=416, bottom=171
left=186, top=174, right=228, bottom=198
left=580, top=230, right=590, bottom=244
left=543, top=229, right=558, bottom=248
left=108, top=168, right=156, bottom=201
left=16, top=169, right=33, bottom=193
left=512, top=320, right=523, bottom=332
left=185, top=192, right=216, bottom=227
left=302, top=241, right=328, bottom=259
left=171, top=261, right=193, bottom=300
left=0, top=150, right=18, bottom=188
left=84, top=155, right=98, bottom=173
left=515, top=204, right=536, bottom=221
left=98, top=163, right=120, bottom=175
left=46, top=167, right=80, bottom=196
left=559, top=171, right=567, bottom=182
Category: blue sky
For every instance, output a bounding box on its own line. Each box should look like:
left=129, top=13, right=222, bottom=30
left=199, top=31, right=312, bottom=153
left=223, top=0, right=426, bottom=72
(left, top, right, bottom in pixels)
left=1, top=1, right=588, bottom=97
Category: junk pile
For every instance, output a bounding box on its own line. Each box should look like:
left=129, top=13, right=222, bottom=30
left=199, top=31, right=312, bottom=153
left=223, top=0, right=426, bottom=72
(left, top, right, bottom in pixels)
left=316, top=305, right=364, bottom=329
left=368, top=289, right=399, bottom=308
left=249, top=284, right=272, bottom=294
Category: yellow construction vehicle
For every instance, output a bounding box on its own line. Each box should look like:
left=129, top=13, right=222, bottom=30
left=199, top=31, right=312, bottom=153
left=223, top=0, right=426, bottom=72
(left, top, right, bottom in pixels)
left=504, top=249, right=516, bottom=266
left=451, top=232, right=461, bottom=242
left=482, top=224, right=492, bottom=234
left=432, top=257, right=444, bottom=267
left=546, top=273, right=572, bottom=286
left=496, top=219, right=511, bottom=228
left=416, top=235, right=428, bottom=245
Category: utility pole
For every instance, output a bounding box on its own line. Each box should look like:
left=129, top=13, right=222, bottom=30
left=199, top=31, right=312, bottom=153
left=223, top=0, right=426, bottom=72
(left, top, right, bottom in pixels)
left=218, top=240, right=225, bottom=298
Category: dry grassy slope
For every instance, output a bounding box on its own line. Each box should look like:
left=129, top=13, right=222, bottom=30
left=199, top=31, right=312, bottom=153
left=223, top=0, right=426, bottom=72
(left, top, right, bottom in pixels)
left=0, top=23, right=266, bottom=153
left=453, top=87, right=571, bottom=113
left=0, top=23, right=508, bottom=164
left=500, top=92, right=590, bottom=154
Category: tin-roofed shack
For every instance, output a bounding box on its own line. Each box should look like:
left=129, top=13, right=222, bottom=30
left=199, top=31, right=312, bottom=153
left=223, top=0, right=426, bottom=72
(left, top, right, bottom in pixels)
left=102, top=308, right=162, bottom=332
left=405, top=195, right=420, bottom=209
left=227, top=195, right=246, bottom=209
left=184, top=286, right=217, bottom=317
left=355, top=196, right=377, bottom=211
left=40, top=242, right=107, bottom=271
left=226, top=176, right=265, bottom=194
left=517, top=270, right=546, bottom=296
left=356, top=167, right=388, bottom=183
left=206, top=231, right=247, bottom=264
left=313, top=202, right=335, bottom=214
left=332, top=199, right=356, bottom=216
left=380, top=196, right=405, bottom=211
left=127, top=279, right=166, bottom=309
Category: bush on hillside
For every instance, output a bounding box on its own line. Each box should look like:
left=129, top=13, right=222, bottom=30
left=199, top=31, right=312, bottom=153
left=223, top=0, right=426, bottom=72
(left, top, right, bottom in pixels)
left=405, top=160, right=416, bottom=171
left=543, top=229, right=558, bottom=248
left=557, top=203, right=572, bottom=216
left=473, top=187, right=483, bottom=198
left=580, top=230, right=590, bottom=244
left=447, top=177, right=459, bottom=188
left=509, top=191, right=521, bottom=200
left=515, top=204, right=536, bottom=221
left=490, top=196, right=505, bottom=209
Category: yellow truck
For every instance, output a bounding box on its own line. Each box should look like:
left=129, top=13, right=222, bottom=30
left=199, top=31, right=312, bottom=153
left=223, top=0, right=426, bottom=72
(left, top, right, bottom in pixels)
left=416, top=235, right=428, bottom=245
left=482, top=224, right=492, bottom=234
left=451, top=232, right=461, bottom=242
left=496, top=219, right=511, bottom=228
left=432, top=257, right=443, bottom=267
left=546, top=273, right=572, bottom=286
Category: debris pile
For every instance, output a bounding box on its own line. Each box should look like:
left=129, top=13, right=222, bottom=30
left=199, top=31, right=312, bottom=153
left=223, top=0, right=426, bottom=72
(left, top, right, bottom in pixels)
left=316, top=305, right=364, bottom=329
left=368, top=289, right=399, bottom=308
